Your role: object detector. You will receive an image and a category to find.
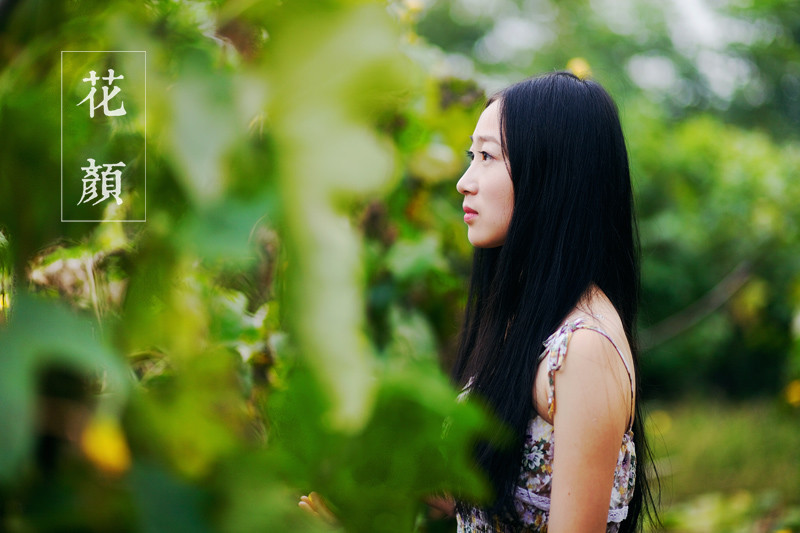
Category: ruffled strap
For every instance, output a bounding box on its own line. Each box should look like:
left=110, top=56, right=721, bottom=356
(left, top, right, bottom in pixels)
left=538, top=319, right=580, bottom=421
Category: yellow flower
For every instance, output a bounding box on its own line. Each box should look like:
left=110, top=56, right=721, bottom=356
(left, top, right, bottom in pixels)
left=80, top=416, right=131, bottom=476
left=566, top=57, right=592, bottom=80
left=786, top=379, right=800, bottom=408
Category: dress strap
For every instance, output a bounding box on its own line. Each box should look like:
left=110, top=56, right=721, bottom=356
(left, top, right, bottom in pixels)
left=539, top=318, right=636, bottom=432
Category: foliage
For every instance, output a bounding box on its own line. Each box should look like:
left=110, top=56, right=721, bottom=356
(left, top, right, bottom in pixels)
left=646, top=400, right=800, bottom=532
left=648, top=400, right=800, bottom=504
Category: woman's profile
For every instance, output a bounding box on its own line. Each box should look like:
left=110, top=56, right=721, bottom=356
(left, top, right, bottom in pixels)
left=449, top=71, right=657, bottom=532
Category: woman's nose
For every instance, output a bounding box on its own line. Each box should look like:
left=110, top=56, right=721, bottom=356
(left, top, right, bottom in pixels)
left=457, top=168, right=476, bottom=195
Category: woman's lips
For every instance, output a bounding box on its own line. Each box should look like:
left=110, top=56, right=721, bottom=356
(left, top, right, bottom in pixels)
left=463, top=206, right=477, bottom=223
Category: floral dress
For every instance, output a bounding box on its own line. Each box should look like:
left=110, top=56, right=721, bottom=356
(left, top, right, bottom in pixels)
left=456, top=318, right=637, bottom=532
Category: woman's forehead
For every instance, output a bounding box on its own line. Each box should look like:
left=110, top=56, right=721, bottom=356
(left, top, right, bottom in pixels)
left=472, top=101, right=502, bottom=144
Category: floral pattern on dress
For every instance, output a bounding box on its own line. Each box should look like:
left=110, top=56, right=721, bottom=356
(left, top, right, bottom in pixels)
left=457, top=319, right=636, bottom=533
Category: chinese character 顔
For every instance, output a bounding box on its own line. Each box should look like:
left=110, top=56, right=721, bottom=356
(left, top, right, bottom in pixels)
left=77, top=69, right=127, bottom=118
left=77, top=158, right=125, bottom=206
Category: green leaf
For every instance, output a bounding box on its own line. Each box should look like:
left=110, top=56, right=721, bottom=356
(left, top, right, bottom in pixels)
left=268, top=361, right=496, bottom=533
left=0, top=292, right=130, bottom=484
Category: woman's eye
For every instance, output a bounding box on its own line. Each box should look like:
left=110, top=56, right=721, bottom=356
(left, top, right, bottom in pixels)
left=466, top=150, right=493, bottom=162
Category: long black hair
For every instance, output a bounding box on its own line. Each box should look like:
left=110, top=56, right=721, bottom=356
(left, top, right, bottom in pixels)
left=452, top=72, right=658, bottom=531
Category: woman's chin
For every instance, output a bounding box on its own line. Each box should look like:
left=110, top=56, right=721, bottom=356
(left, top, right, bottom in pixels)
left=469, top=234, right=504, bottom=249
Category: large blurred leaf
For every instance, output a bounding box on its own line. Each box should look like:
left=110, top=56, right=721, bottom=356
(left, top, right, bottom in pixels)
left=268, top=360, right=497, bottom=533
left=266, top=2, right=424, bottom=429
left=0, top=292, right=130, bottom=483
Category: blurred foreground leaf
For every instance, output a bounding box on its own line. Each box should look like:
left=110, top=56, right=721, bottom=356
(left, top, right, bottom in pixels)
left=0, top=291, right=129, bottom=483
left=268, top=360, right=495, bottom=533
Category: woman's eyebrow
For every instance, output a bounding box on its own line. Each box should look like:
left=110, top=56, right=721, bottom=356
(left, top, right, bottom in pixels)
left=470, top=135, right=501, bottom=145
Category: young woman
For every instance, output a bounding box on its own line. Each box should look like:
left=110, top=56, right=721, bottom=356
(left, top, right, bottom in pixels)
left=450, top=71, right=657, bottom=532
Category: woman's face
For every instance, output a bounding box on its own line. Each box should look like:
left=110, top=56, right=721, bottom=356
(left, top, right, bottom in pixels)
left=456, top=100, right=514, bottom=248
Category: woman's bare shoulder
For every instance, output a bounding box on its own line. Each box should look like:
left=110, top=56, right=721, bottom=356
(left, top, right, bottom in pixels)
left=533, top=287, right=635, bottom=422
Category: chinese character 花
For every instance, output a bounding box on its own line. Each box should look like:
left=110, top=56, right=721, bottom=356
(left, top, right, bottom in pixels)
left=77, top=69, right=127, bottom=118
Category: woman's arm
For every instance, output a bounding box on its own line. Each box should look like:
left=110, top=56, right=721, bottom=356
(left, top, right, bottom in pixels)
left=547, top=330, right=632, bottom=533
